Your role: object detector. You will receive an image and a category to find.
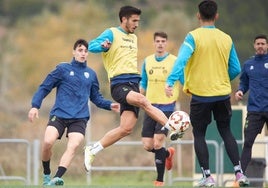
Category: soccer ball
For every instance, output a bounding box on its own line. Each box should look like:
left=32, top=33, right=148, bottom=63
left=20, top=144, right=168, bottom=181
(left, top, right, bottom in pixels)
left=167, top=110, right=190, bottom=133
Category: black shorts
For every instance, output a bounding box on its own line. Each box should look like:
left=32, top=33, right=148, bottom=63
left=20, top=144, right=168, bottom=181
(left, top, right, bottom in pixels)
left=244, top=112, right=268, bottom=135
left=190, top=98, right=232, bottom=127
left=141, top=111, right=171, bottom=138
left=47, top=115, right=88, bottom=139
left=111, top=82, right=140, bottom=118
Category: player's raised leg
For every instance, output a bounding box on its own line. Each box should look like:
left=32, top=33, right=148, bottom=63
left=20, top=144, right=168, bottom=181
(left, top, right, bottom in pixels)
left=84, top=111, right=137, bottom=171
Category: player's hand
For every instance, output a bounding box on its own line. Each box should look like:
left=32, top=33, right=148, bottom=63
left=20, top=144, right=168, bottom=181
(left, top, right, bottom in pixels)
left=101, top=39, right=112, bottom=49
left=165, top=84, right=173, bottom=97
left=28, top=108, right=39, bottom=123
left=235, top=90, right=243, bottom=101
left=111, top=103, right=120, bottom=113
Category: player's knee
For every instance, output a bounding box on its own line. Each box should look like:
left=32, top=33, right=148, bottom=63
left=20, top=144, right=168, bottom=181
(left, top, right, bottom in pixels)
left=43, top=140, right=53, bottom=149
left=142, top=143, right=153, bottom=151
left=153, top=142, right=163, bottom=150
left=143, top=146, right=150, bottom=151
left=119, top=126, right=132, bottom=137
left=69, top=142, right=80, bottom=151
left=137, top=95, right=150, bottom=109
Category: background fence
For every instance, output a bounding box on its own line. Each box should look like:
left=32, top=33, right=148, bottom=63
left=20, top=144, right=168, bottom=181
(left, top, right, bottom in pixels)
left=1, top=138, right=267, bottom=186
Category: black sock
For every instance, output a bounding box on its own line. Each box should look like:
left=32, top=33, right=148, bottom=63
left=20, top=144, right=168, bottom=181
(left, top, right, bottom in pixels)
left=166, top=149, right=170, bottom=158
left=54, top=166, right=67, bottom=178
left=42, top=160, right=51, bottom=175
left=155, top=147, right=166, bottom=182
left=201, top=167, right=211, bottom=178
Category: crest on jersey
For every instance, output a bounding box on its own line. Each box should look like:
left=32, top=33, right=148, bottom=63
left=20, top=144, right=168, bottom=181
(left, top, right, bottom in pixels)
left=84, top=72, right=89, bottom=78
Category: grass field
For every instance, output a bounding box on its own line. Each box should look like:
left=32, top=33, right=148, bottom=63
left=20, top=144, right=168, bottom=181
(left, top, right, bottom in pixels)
left=0, top=170, right=259, bottom=187
left=1, top=184, right=195, bottom=187
left=0, top=172, right=194, bottom=187
left=0, top=186, right=230, bottom=188
left=0, top=172, right=198, bottom=187
left=0, top=186, right=195, bottom=188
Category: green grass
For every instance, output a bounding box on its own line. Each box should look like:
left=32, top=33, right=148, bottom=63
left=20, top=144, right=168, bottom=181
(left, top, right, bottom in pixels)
left=0, top=172, right=259, bottom=187
left=0, top=186, right=193, bottom=188
left=0, top=171, right=195, bottom=187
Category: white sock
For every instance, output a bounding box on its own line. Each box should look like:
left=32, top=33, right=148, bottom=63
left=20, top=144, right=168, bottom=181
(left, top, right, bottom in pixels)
left=204, top=169, right=211, bottom=177
left=164, top=122, right=171, bottom=131
left=90, top=141, right=104, bottom=155
left=201, top=167, right=211, bottom=177
left=234, top=164, right=242, bottom=173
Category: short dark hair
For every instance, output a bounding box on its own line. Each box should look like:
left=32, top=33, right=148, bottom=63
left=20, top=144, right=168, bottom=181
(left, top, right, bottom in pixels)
left=119, top=6, right=141, bottom=22
left=198, top=0, right=217, bottom=21
left=73, top=39, right=88, bottom=50
left=154, top=31, right=168, bottom=40
left=254, top=34, right=267, bottom=43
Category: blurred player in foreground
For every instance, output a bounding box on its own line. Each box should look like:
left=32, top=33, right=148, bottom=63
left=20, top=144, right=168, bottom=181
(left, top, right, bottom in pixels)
left=28, top=39, right=119, bottom=186
left=165, top=0, right=248, bottom=187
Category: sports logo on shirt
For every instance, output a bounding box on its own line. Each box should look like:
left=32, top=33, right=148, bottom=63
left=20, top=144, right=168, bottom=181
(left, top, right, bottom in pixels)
left=245, top=119, right=248, bottom=129
left=264, top=63, right=268, bottom=69
left=70, top=71, right=74, bottom=76
left=84, top=72, right=89, bottom=78
left=51, top=116, right=56, bottom=122
left=122, top=87, right=129, bottom=92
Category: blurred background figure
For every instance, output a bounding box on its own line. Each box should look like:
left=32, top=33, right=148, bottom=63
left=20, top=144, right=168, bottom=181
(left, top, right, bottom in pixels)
left=140, top=31, right=179, bottom=186
left=235, top=34, right=268, bottom=186
left=165, top=1, right=248, bottom=187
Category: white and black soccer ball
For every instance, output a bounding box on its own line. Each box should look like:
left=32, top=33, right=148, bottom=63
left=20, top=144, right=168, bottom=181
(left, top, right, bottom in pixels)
left=167, top=110, right=190, bottom=132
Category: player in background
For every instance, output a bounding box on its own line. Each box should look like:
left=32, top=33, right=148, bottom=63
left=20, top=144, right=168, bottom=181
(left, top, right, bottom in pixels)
left=165, top=0, right=249, bottom=187
left=140, top=31, right=179, bottom=186
left=28, top=39, right=119, bottom=186
left=84, top=6, right=175, bottom=171
left=235, top=34, right=268, bottom=184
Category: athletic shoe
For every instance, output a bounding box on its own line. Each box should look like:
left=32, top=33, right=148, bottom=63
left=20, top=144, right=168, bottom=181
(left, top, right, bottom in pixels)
left=232, top=180, right=239, bottom=187
left=154, top=180, right=164, bottom=186
left=43, top=174, right=51, bottom=185
left=84, top=145, right=95, bottom=171
left=236, top=172, right=249, bottom=187
left=198, top=176, right=215, bottom=187
left=165, top=147, right=175, bottom=170
left=169, top=131, right=184, bottom=141
left=48, top=177, right=64, bottom=186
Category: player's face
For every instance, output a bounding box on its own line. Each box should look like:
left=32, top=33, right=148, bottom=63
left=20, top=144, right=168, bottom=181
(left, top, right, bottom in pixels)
left=254, top=38, right=268, bottom=55
left=122, top=14, right=140, bottom=34
left=73, top=45, right=88, bottom=63
left=154, top=36, right=167, bottom=54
